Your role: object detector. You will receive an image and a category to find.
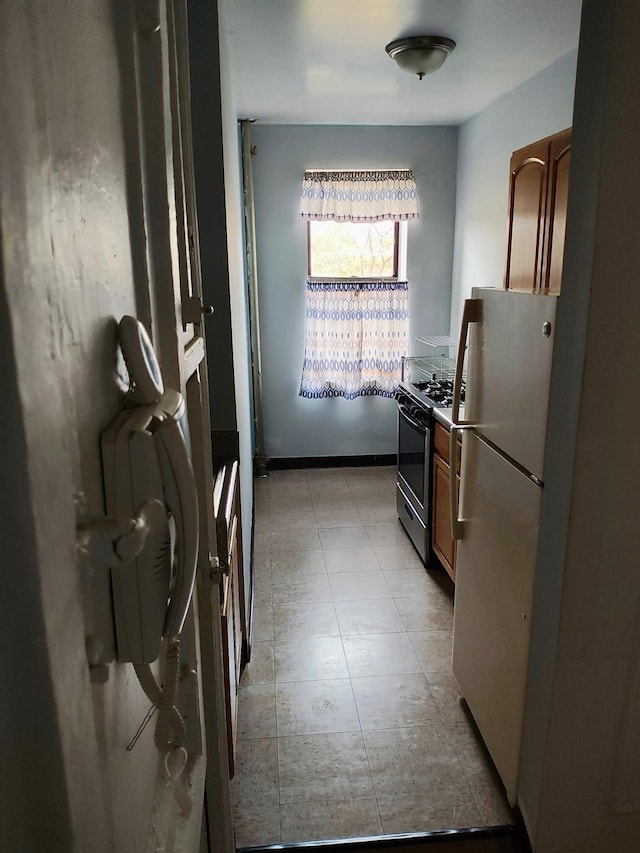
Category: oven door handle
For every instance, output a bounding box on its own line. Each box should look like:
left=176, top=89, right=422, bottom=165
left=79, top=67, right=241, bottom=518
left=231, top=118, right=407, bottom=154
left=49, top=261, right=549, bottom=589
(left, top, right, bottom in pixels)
left=398, top=405, right=427, bottom=435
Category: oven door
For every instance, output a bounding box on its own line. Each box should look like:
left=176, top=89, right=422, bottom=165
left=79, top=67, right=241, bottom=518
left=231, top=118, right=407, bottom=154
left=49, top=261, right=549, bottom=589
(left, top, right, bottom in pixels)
left=396, top=404, right=430, bottom=563
left=397, top=404, right=429, bottom=523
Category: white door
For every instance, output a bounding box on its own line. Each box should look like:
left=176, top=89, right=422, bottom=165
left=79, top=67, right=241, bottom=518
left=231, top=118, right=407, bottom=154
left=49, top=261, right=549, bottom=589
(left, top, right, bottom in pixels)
left=453, top=432, right=542, bottom=803
left=465, top=288, right=558, bottom=479
left=126, top=1, right=234, bottom=848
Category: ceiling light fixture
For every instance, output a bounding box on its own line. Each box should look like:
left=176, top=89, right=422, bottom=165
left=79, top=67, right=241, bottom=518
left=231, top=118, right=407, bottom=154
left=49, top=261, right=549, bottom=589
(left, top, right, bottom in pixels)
left=385, top=35, right=456, bottom=80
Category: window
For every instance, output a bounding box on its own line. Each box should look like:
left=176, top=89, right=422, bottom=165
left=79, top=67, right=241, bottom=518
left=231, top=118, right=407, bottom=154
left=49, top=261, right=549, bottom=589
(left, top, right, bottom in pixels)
left=298, top=169, right=418, bottom=400
left=308, top=220, right=399, bottom=279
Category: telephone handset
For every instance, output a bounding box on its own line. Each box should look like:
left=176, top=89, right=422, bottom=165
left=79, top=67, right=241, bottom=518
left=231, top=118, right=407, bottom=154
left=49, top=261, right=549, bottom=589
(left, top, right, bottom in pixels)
left=101, top=316, right=199, bottom=753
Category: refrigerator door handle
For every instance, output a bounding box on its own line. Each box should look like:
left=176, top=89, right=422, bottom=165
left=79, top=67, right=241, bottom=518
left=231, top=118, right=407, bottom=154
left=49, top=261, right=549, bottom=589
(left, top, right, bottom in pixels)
left=452, top=298, right=480, bottom=426
left=449, top=424, right=474, bottom=541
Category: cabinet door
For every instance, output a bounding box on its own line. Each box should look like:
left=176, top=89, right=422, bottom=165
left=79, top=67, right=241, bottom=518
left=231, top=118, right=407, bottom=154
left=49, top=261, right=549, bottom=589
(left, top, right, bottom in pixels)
left=542, top=129, right=572, bottom=293
left=505, top=139, right=549, bottom=291
left=432, top=452, right=456, bottom=582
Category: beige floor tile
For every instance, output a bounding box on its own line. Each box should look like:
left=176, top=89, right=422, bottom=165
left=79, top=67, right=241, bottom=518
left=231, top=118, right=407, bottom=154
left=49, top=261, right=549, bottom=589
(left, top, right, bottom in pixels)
left=307, top=468, right=349, bottom=485
left=383, top=569, right=438, bottom=598
left=269, top=478, right=311, bottom=499
left=342, top=633, right=421, bottom=678
left=446, top=722, right=502, bottom=790
left=254, top=518, right=273, bottom=539
left=365, top=522, right=411, bottom=547
left=253, top=531, right=270, bottom=551
left=281, top=798, right=383, bottom=842
left=270, top=549, right=327, bottom=581
left=357, top=504, right=398, bottom=525
left=310, top=486, right=352, bottom=504
left=363, top=726, right=465, bottom=801
left=329, top=571, right=392, bottom=602
left=252, top=603, right=274, bottom=641
left=395, top=595, right=453, bottom=632
left=253, top=569, right=273, bottom=595
left=348, top=483, right=394, bottom=501
left=408, top=630, right=454, bottom=673
left=324, top=546, right=381, bottom=574
left=269, top=493, right=315, bottom=512
left=240, top=640, right=274, bottom=687
left=469, top=783, right=513, bottom=826
left=351, top=673, right=440, bottom=730
left=232, top=802, right=282, bottom=847
left=335, top=599, right=404, bottom=636
left=311, top=493, right=360, bottom=511
left=273, top=601, right=339, bottom=640
left=314, top=507, right=364, bottom=529
left=354, top=492, right=396, bottom=508
left=238, top=468, right=510, bottom=844
left=424, top=671, right=470, bottom=725
left=344, top=465, right=394, bottom=480
left=237, top=684, right=277, bottom=739
left=269, top=468, right=309, bottom=482
left=373, top=543, right=425, bottom=571
left=271, top=528, right=321, bottom=552
left=377, top=791, right=482, bottom=834
left=231, top=737, right=279, bottom=808
left=275, top=636, right=349, bottom=682
left=270, top=509, right=319, bottom=532
left=276, top=678, right=360, bottom=736
left=252, top=587, right=273, bottom=608
left=319, top=526, right=371, bottom=550
left=278, top=731, right=374, bottom=804
left=272, top=573, right=332, bottom=606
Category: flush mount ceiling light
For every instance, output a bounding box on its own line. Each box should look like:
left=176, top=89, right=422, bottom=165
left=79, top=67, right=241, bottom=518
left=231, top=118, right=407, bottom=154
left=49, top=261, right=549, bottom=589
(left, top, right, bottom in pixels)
left=385, top=35, right=456, bottom=80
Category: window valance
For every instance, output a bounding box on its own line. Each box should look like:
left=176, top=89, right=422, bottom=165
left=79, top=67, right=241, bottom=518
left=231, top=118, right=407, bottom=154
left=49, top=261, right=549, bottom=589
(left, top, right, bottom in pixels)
left=300, top=169, right=420, bottom=223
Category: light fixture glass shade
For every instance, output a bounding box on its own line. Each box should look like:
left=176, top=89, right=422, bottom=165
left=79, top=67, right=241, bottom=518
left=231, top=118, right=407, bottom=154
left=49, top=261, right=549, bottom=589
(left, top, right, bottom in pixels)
left=385, top=36, right=456, bottom=80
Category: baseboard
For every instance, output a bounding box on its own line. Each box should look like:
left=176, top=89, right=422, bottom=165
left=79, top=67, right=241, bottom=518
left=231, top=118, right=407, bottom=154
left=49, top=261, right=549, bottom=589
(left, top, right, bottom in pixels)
left=267, top=454, right=396, bottom=470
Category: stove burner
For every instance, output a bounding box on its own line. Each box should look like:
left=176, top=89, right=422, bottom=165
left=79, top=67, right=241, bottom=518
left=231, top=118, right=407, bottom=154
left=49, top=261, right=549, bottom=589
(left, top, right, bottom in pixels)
left=410, top=377, right=465, bottom=408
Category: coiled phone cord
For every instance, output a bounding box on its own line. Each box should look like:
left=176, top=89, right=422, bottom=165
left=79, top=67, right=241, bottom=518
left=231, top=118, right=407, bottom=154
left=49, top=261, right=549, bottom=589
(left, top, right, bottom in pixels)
left=133, top=638, right=186, bottom=753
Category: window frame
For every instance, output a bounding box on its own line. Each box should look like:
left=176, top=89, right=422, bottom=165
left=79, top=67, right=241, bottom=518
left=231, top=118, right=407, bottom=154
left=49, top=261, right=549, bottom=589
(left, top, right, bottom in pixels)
left=306, top=220, right=400, bottom=280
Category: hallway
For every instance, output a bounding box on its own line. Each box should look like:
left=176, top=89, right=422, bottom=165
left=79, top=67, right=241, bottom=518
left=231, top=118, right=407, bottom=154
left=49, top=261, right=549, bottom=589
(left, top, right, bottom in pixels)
left=231, top=467, right=511, bottom=846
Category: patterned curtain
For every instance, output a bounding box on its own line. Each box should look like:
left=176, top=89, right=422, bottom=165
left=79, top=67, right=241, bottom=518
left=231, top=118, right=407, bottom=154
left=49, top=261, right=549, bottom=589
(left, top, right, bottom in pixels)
left=300, top=170, right=419, bottom=222
left=299, top=280, right=409, bottom=400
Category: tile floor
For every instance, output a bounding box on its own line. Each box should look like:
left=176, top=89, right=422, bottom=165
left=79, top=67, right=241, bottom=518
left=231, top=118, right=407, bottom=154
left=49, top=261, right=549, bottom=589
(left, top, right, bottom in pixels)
left=231, top=466, right=512, bottom=847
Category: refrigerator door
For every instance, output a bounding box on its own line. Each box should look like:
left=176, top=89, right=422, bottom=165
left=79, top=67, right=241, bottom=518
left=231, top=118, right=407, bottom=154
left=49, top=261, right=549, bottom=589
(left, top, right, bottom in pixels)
left=452, top=431, right=541, bottom=804
left=466, top=288, right=558, bottom=481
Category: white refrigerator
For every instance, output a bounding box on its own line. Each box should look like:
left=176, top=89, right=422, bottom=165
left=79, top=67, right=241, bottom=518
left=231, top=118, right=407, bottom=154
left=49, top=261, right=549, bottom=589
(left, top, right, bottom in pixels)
left=450, top=287, right=558, bottom=805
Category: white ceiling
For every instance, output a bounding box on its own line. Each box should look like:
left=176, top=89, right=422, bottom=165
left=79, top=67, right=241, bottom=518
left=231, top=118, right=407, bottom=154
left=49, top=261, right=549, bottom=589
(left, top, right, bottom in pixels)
left=220, top=0, right=583, bottom=126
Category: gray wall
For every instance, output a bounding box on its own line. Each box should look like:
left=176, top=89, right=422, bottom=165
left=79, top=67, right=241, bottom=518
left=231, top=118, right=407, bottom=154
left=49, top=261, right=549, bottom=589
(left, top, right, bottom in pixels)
left=218, top=4, right=257, bottom=615
left=449, top=50, right=578, bottom=337
left=251, top=124, right=458, bottom=459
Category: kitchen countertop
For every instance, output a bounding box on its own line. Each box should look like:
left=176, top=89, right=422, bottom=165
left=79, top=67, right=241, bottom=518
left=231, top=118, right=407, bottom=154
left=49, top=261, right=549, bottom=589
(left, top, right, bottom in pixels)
left=433, top=406, right=466, bottom=429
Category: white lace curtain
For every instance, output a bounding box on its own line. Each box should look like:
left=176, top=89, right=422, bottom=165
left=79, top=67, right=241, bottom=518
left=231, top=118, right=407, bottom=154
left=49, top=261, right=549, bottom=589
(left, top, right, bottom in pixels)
left=299, top=280, right=409, bottom=400
left=300, top=169, right=420, bottom=223
left=298, top=169, right=416, bottom=399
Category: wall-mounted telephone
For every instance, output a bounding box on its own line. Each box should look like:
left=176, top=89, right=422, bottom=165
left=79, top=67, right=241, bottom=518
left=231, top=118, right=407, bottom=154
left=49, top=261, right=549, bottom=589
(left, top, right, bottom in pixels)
left=101, top=316, right=199, bottom=753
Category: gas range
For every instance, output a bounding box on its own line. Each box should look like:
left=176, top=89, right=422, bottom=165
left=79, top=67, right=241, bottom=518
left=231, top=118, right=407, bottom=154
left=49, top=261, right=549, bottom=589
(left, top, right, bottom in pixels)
left=397, top=376, right=465, bottom=411
left=399, top=353, right=465, bottom=412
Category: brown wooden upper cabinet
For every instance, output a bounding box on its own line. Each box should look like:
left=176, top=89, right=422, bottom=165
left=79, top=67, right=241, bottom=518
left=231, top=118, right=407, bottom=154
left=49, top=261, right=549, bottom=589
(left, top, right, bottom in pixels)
left=504, top=127, right=571, bottom=294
